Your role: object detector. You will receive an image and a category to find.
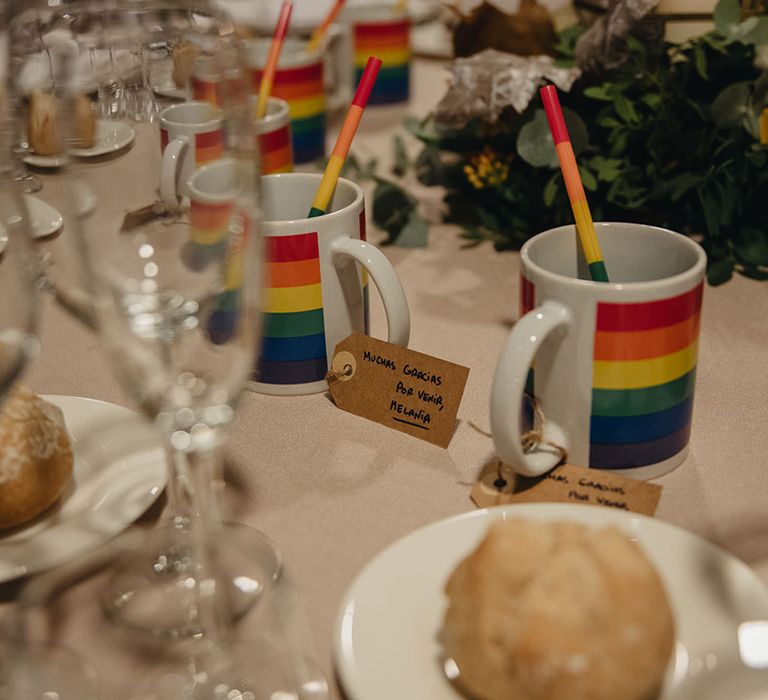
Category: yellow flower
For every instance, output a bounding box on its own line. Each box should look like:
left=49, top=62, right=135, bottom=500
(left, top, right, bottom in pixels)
left=463, top=146, right=510, bottom=190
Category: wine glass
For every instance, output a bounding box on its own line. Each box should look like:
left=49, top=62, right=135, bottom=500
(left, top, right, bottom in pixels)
left=0, top=36, right=39, bottom=400
left=4, top=7, right=45, bottom=194
left=18, top=0, right=281, bottom=641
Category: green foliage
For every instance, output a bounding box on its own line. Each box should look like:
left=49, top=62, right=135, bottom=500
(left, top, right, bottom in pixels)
left=378, top=0, right=768, bottom=282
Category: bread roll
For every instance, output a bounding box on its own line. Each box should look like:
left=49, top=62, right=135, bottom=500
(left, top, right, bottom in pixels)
left=73, top=93, right=96, bottom=149
left=172, top=42, right=201, bottom=88
left=27, top=90, right=61, bottom=156
left=0, top=388, right=74, bottom=529
left=441, top=519, right=675, bottom=700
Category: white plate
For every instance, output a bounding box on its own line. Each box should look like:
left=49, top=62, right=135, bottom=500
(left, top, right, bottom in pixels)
left=25, top=195, right=64, bottom=238
left=150, top=59, right=191, bottom=101
left=334, top=503, right=768, bottom=700
left=69, top=120, right=136, bottom=157
left=23, top=120, right=135, bottom=167
left=0, top=395, right=166, bottom=582
left=0, top=196, right=63, bottom=247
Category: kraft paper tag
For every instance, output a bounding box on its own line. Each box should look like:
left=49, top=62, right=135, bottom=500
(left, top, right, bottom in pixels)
left=327, top=334, right=470, bottom=448
left=471, top=462, right=661, bottom=516
left=121, top=202, right=167, bottom=232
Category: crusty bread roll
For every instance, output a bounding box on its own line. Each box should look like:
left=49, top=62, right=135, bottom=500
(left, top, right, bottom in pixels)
left=73, top=93, right=96, bottom=149
left=27, top=90, right=61, bottom=156
left=441, top=519, right=675, bottom=700
left=172, top=41, right=201, bottom=88
left=0, top=387, right=73, bottom=529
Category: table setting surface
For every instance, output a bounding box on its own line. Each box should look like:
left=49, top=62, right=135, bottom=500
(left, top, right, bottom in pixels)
left=2, top=57, right=768, bottom=699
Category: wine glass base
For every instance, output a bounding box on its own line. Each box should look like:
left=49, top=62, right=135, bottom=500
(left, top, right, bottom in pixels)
left=101, top=521, right=281, bottom=639
left=131, top=637, right=329, bottom=700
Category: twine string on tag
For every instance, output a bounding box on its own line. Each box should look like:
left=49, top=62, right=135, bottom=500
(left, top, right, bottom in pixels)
left=469, top=393, right=567, bottom=466
left=326, top=363, right=353, bottom=382
left=521, top=391, right=567, bottom=463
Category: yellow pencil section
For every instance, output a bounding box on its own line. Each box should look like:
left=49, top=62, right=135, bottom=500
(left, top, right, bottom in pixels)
left=593, top=340, right=699, bottom=390
left=571, top=199, right=602, bottom=265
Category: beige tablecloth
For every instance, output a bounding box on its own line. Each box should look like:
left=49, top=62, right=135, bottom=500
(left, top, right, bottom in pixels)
left=3, top=59, right=768, bottom=697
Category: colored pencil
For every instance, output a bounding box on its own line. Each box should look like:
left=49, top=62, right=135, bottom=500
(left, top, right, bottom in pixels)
left=540, top=85, right=609, bottom=282
left=255, top=1, right=294, bottom=120
left=307, top=56, right=381, bottom=218
left=306, top=0, right=345, bottom=53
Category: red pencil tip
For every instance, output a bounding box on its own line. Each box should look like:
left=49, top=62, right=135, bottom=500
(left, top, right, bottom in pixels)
left=352, top=57, right=382, bottom=108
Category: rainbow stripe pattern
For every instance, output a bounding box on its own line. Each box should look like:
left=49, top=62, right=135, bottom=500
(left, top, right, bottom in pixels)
left=207, top=221, right=247, bottom=345
left=187, top=198, right=231, bottom=270
left=253, top=62, right=326, bottom=164
left=255, top=231, right=327, bottom=384
left=160, top=127, right=223, bottom=167
left=259, top=121, right=293, bottom=174
left=308, top=56, right=381, bottom=218
left=352, top=17, right=409, bottom=105
left=540, top=86, right=608, bottom=282
left=589, top=284, right=702, bottom=469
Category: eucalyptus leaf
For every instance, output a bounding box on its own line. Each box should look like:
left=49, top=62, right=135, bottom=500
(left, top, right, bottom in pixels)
left=707, top=256, right=734, bottom=285
left=711, top=82, right=751, bottom=127
left=414, top=145, right=443, bottom=186
left=615, top=94, right=639, bottom=123
left=693, top=44, right=708, bottom=79
left=734, top=233, right=768, bottom=265
left=584, top=85, right=612, bottom=101
left=517, top=110, right=558, bottom=168
left=578, top=165, right=598, bottom=191
left=736, top=264, right=768, bottom=280
left=543, top=174, right=559, bottom=206
left=741, top=17, right=768, bottom=46
left=372, top=180, right=415, bottom=236
left=394, top=213, right=429, bottom=248
left=714, top=0, right=741, bottom=36
left=731, top=16, right=759, bottom=41
left=392, top=135, right=409, bottom=177
left=753, top=71, right=768, bottom=109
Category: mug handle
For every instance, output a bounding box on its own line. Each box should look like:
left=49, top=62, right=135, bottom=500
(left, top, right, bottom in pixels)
left=331, top=237, right=410, bottom=346
left=490, top=300, right=573, bottom=477
left=323, top=28, right=351, bottom=112
left=160, top=135, right=189, bottom=211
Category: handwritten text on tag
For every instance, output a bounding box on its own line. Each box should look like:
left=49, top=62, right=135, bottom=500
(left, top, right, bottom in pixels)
left=327, top=334, right=469, bottom=448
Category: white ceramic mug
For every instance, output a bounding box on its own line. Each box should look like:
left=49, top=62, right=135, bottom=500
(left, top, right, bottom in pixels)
left=246, top=37, right=350, bottom=163
left=159, top=101, right=223, bottom=209
left=491, top=223, right=706, bottom=480
left=190, top=57, right=294, bottom=176
left=188, top=166, right=411, bottom=394
left=254, top=172, right=410, bottom=394
left=340, top=4, right=411, bottom=106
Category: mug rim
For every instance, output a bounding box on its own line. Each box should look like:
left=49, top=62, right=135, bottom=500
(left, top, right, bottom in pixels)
left=246, top=36, right=323, bottom=69
left=345, top=5, right=411, bottom=22
left=187, top=158, right=236, bottom=204
left=255, top=96, right=290, bottom=133
left=520, top=222, right=707, bottom=290
left=261, top=172, right=363, bottom=227
left=159, top=100, right=222, bottom=129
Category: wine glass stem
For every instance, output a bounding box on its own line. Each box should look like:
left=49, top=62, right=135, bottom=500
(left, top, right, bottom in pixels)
left=164, top=431, right=229, bottom=643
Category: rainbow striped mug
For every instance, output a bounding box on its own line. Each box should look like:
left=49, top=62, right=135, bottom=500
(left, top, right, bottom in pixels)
left=253, top=172, right=410, bottom=395
left=344, top=5, right=410, bottom=106
left=159, top=102, right=223, bottom=210
left=248, top=38, right=335, bottom=164
left=191, top=58, right=294, bottom=175
left=491, top=223, right=706, bottom=480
